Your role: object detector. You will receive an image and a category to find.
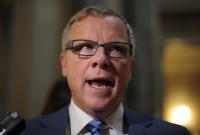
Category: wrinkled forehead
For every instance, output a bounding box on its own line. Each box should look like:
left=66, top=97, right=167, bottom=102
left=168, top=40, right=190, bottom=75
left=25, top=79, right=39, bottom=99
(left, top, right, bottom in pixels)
left=71, top=14, right=127, bottom=31
left=70, top=15, right=129, bottom=42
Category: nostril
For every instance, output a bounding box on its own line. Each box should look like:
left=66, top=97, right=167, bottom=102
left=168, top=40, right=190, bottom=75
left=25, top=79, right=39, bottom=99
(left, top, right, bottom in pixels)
left=94, top=62, right=98, bottom=66
left=93, top=62, right=107, bottom=68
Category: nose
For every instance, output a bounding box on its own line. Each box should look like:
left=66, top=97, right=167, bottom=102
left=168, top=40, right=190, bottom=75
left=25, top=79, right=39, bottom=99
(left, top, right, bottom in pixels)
left=91, top=46, right=110, bottom=68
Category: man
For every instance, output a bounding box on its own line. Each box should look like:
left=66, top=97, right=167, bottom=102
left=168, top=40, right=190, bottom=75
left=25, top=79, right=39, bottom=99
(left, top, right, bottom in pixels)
left=20, top=6, right=190, bottom=135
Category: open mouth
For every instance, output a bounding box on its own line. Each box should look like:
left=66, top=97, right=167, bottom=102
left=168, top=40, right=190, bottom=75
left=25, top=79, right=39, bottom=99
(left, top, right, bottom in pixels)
left=87, top=79, right=111, bottom=89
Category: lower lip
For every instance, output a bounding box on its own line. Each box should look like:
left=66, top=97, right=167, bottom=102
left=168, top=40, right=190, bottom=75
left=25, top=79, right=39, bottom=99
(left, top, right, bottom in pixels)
left=87, top=83, right=111, bottom=93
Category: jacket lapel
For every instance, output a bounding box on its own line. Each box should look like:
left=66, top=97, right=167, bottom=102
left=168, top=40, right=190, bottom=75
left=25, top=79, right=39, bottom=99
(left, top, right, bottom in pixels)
left=128, top=124, right=157, bottom=135
left=124, top=106, right=158, bottom=135
left=37, top=120, right=68, bottom=135
left=37, top=105, right=69, bottom=135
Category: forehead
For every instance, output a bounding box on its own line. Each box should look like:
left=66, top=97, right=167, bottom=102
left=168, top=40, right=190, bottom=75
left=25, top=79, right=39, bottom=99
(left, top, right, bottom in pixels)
left=70, top=15, right=128, bottom=42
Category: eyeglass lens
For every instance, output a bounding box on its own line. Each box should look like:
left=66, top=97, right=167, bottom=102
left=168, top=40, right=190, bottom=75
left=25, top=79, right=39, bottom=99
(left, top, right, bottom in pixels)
left=72, top=40, right=130, bottom=58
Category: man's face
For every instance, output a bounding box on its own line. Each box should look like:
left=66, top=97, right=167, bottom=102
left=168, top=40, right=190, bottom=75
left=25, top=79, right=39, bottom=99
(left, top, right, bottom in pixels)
left=61, top=15, right=134, bottom=119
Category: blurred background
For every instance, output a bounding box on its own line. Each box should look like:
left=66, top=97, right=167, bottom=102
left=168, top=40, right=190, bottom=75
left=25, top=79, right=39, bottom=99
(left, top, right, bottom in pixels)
left=0, top=0, right=199, bottom=134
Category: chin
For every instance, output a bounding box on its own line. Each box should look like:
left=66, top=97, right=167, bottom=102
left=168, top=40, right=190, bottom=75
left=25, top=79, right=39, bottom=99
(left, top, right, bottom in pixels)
left=91, top=105, right=108, bottom=112
left=88, top=99, right=113, bottom=112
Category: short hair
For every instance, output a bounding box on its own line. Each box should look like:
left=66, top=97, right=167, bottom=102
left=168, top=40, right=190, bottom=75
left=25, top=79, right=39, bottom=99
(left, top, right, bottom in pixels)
left=61, top=6, right=136, bottom=57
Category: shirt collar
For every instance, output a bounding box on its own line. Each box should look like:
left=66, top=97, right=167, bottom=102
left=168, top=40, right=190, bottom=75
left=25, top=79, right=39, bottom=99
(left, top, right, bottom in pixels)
left=69, top=98, right=124, bottom=135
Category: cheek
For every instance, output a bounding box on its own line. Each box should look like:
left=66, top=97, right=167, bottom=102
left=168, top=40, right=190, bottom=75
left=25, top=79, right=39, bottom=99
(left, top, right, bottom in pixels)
left=66, top=59, right=89, bottom=87
left=114, top=61, right=131, bottom=90
left=114, top=61, right=131, bottom=78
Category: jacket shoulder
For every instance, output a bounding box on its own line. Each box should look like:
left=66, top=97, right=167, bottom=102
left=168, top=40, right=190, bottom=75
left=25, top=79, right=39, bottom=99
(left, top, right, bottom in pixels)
left=19, top=116, right=45, bottom=135
left=149, top=117, right=190, bottom=134
left=19, top=105, right=69, bottom=135
left=124, top=107, right=190, bottom=135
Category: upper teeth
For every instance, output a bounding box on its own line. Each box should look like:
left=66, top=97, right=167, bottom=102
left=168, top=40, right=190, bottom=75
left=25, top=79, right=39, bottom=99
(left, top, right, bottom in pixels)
left=91, top=85, right=106, bottom=89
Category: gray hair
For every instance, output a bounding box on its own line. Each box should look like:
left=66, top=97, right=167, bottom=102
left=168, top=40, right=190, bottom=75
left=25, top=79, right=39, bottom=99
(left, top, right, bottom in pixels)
left=61, top=6, right=136, bottom=57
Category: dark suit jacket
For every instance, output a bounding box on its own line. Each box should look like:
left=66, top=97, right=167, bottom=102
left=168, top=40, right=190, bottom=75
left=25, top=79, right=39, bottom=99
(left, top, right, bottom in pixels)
left=20, top=105, right=190, bottom=135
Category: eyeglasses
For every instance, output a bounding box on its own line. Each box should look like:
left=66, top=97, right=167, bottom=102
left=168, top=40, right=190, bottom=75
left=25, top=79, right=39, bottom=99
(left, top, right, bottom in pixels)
left=65, top=39, right=133, bottom=58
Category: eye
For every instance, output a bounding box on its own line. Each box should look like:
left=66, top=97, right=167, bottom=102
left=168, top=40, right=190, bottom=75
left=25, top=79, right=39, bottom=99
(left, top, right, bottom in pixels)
left=81, top=44, right=93, bottom=51
left=73, top=44, right=93, bottom=52
left=106, top=43, right=130, bottom=57
left=111, top=46, right=124, bottom=52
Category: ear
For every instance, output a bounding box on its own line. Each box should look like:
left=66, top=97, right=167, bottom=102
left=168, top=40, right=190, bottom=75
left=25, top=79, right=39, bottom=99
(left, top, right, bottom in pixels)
left=129, top=58, right=134, bottom=80
left=60, top=52, right=67, bottom=77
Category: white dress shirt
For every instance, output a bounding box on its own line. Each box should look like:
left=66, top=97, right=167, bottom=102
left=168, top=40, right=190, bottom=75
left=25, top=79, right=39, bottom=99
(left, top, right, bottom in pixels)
left=67, top=98, right=127, bottom=135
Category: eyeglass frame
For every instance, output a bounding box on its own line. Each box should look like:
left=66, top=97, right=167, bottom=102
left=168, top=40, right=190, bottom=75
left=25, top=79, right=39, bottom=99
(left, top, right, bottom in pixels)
left=65, top=39, right=133, bottom=58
